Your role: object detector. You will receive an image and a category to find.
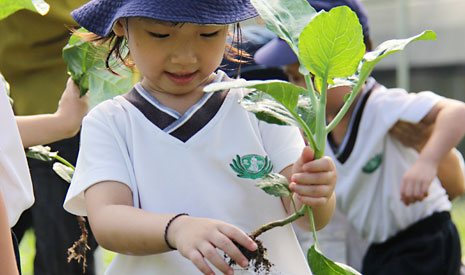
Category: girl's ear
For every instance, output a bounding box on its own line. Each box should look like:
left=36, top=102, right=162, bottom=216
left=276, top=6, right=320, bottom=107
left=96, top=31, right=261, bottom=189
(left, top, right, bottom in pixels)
left=113, top=18, right=126, bottom=37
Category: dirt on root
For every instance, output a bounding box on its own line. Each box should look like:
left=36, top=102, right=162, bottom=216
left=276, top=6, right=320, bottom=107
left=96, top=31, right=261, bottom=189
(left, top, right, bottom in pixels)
left=226, top=237, right=273, bottom=274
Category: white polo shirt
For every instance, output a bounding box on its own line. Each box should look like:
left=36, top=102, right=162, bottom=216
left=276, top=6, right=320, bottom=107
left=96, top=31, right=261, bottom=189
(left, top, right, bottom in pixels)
left=0, top=76, right=34, bottom=227
left=327, top=79, right=451, bottom=244
left=64, top=72, right=311, bottom=274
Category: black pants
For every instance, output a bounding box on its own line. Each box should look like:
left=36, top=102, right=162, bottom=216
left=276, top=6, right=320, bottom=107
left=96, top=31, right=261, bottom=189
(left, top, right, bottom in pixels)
left=12, top=230, right=21, bottom=274
left=362, top=211, right=462, bottom=275
left=13, top=135, right=98, bottom=275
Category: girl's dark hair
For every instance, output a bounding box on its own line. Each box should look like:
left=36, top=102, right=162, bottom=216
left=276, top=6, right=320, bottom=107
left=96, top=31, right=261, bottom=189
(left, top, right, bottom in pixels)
left=72, top=22, right=250, bottom=75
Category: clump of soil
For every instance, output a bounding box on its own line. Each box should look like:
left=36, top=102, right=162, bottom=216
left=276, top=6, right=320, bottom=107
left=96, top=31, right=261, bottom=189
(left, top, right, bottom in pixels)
left=226, top=237, right=273, bottom=274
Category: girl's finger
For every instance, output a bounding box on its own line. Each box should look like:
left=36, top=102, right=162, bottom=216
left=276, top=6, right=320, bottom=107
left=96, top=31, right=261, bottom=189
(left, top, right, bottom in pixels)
left=198, top=242, right=233, bottom=275
left=292, top=171, right=336, bottom=185
left=212, top=233, right=249, bottom=268
left=219, top=225, right=257, bottom=252
left=301, top=156, right=334, bottom=173
left=188, top=250, right=215, bottom=275
left=290, top=182, right=332, bottom=197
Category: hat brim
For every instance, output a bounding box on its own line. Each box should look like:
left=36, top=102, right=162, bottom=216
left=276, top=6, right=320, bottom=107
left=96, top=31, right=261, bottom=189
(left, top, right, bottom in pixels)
left=72, top=0, right=258, bottom=37
left=254, top=38, right=298, bottom=67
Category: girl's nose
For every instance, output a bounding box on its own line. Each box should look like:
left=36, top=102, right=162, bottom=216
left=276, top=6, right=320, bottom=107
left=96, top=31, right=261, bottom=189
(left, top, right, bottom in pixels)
left=170, top=46, right=198, bottom=66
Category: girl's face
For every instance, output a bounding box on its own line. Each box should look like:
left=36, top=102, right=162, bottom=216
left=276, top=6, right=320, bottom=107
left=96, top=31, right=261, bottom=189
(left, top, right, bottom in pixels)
left=113, top=18, right=228, bottom=98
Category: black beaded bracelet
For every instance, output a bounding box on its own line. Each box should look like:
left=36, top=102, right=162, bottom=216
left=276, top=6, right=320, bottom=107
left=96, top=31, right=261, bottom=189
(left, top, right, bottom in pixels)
left=164, top=213, right=189, bottom=250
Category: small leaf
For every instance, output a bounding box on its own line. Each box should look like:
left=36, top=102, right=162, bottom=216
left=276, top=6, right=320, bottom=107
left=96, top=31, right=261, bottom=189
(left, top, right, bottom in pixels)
left=308, top=245, right=361, bottom=275
left=0, top=0, right=50, bottom=19
left=250, top=0, right=317, bottom=55
left=52, top=163, right=74, bottom=183
left=360, top=31, right=436, bottom=79
left=299, top=6, right=365, bottom=90
left=256, top=173, right=291, bottom=197
left=25, top=145, right=56, bottom=162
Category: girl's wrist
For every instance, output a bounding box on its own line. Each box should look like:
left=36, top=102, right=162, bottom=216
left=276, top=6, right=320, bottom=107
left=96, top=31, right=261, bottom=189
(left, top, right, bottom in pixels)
left=164, top=213, right=189, bottom=250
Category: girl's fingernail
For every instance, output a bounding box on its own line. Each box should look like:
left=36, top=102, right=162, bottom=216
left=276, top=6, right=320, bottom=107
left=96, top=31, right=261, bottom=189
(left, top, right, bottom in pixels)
left=241, top=260, right=248, bottom=267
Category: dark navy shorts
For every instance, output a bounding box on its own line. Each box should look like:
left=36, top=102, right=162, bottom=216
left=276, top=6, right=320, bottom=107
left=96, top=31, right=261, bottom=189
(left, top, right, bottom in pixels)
left=362, top=211, right=461, bottom=275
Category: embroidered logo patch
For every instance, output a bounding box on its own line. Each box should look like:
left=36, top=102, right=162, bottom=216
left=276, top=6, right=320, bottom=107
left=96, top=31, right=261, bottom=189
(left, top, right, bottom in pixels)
left=230, top=154, right=273, bottom=179
left=362, top=153, right=383, bottom=173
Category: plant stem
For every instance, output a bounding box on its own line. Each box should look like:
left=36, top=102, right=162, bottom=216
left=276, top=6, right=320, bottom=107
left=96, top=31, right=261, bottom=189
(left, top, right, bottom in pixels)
left=251, top=204, right=307, bottom=239
left=326, top=68, right=371, bottom=133
left=54, top=155, right=75, bottom=170
left=314, top=74, right=328, bottom=159
left=307, top=206, right=318, bottom=250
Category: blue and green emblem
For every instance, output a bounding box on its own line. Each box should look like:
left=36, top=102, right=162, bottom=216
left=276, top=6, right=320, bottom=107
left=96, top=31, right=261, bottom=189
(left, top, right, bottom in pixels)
left=362, top=153, right=383, bottom=173
left=230, top=154, right=273, bottom=179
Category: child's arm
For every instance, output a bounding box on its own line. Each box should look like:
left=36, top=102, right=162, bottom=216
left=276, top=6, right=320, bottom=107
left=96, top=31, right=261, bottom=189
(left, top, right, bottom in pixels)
left=16, top=77, right=89, bottom=148
left=391, top=121, right=465, bottom=200
left=85, top=180, right=257, bottom=275
left=401, top=98, right=465, bottom=205
left=281, top=147, right=337, bottom=231
left=0, top=189, right=19, bottom=275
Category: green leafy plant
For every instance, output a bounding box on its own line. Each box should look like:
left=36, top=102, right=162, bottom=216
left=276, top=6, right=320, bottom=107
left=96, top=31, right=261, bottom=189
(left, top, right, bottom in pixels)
left=0, top=0, right=49, bottom=20
left=204, top=0, right=436, bottom=273
left=62, top=28, right=133, bottom=108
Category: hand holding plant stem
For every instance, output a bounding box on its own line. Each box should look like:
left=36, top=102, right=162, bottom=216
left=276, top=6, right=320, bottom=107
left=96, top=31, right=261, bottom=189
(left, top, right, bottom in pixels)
left=205, top=0, right=436, bottom=273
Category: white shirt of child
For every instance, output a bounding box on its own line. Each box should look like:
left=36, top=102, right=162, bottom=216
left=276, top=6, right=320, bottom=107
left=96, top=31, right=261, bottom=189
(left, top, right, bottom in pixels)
left=64, top=72, right=311, bottom=274
left=0, top=77, right=34, bottom=227
left=327, top=79, right=451, bottom=244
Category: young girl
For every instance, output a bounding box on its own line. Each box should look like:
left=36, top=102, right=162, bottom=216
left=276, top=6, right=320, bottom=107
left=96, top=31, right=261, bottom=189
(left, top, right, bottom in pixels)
left=63, top=1, right=337, bottom=274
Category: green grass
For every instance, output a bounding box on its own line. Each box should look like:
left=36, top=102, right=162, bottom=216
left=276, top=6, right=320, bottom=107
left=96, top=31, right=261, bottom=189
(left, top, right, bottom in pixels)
left=18, top=198, right=465, bottom=273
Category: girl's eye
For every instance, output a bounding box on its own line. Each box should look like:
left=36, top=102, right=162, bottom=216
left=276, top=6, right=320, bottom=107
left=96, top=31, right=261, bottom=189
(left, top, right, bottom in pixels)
left=149, top=32, right=169, bottom=38
left=200, top=31, right=220, bottom=38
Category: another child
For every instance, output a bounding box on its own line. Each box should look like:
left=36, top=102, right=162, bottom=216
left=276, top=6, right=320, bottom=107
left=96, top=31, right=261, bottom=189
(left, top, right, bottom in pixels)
left=255, top=0, right=465, bottom=274
left=63, top=1, right=337, bottom=274
left=0, top=74, right=34, bottom=275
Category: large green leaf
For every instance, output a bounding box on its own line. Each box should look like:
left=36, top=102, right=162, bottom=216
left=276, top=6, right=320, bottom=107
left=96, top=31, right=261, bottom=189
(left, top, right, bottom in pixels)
left=205, top=79, right=305, bottom=111
left=0, top=0, right=49, bottom=19
left=308, top=245, right=361, bottom=275
left=250, top=0, right=317, bottom=55
left=256, top=173, right=291, bottom=197
left=299, top=6, right=365, bottom=91
left=62, top=28, right=132, bottom=108
left=359, top=31, right=436, bottom=81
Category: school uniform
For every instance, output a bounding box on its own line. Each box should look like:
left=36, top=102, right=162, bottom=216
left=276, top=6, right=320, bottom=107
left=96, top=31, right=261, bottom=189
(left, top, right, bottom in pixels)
left=326, top=77, right=462, bottom=275
left=64, top=71, right=312, bottom=275
left=0, top=76, right=35, bottom=271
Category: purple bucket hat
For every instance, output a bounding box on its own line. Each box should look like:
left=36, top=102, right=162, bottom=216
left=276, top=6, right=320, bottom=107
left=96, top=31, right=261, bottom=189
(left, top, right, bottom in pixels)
left=254, top=0, right=369, bottom=67
left=71, top=0, right=258, bottom=37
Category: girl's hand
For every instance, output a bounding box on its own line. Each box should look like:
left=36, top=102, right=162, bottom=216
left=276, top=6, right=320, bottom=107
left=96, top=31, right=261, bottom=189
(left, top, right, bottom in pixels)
left=290, top=147, right=337, bottom=207
left=54, top=77, right=89, bottom=138
left=166, top=215, right=257, bottom=275
left=401, top=159, right=437, bottom=205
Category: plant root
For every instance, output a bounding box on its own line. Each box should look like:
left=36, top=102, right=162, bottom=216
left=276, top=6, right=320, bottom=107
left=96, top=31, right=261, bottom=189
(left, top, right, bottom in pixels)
left=67, top=216, right=91, bottom=274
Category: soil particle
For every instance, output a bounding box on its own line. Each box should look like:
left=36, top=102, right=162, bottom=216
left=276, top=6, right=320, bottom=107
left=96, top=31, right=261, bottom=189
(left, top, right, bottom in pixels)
left=226, top=237, right=273, bottom=274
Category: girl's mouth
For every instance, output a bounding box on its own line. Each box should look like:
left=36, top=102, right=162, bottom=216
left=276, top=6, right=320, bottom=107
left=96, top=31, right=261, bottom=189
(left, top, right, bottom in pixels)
left=165, top=71, right=198, bottom=85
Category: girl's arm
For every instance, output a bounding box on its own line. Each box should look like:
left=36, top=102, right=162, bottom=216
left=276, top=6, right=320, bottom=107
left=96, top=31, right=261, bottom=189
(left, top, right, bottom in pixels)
left=16, top=78, right=89, bottom=148
left=85, top=180, right=256, bottom=275
left=390, top=121, right=465, bottom=200
left=281, top=147, right=337, bottom=231
left=0, top=189, right=19, bottom=275
left=436, top=149, right=465, bottom=200
left=401, top=98, right=465, bottom=205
